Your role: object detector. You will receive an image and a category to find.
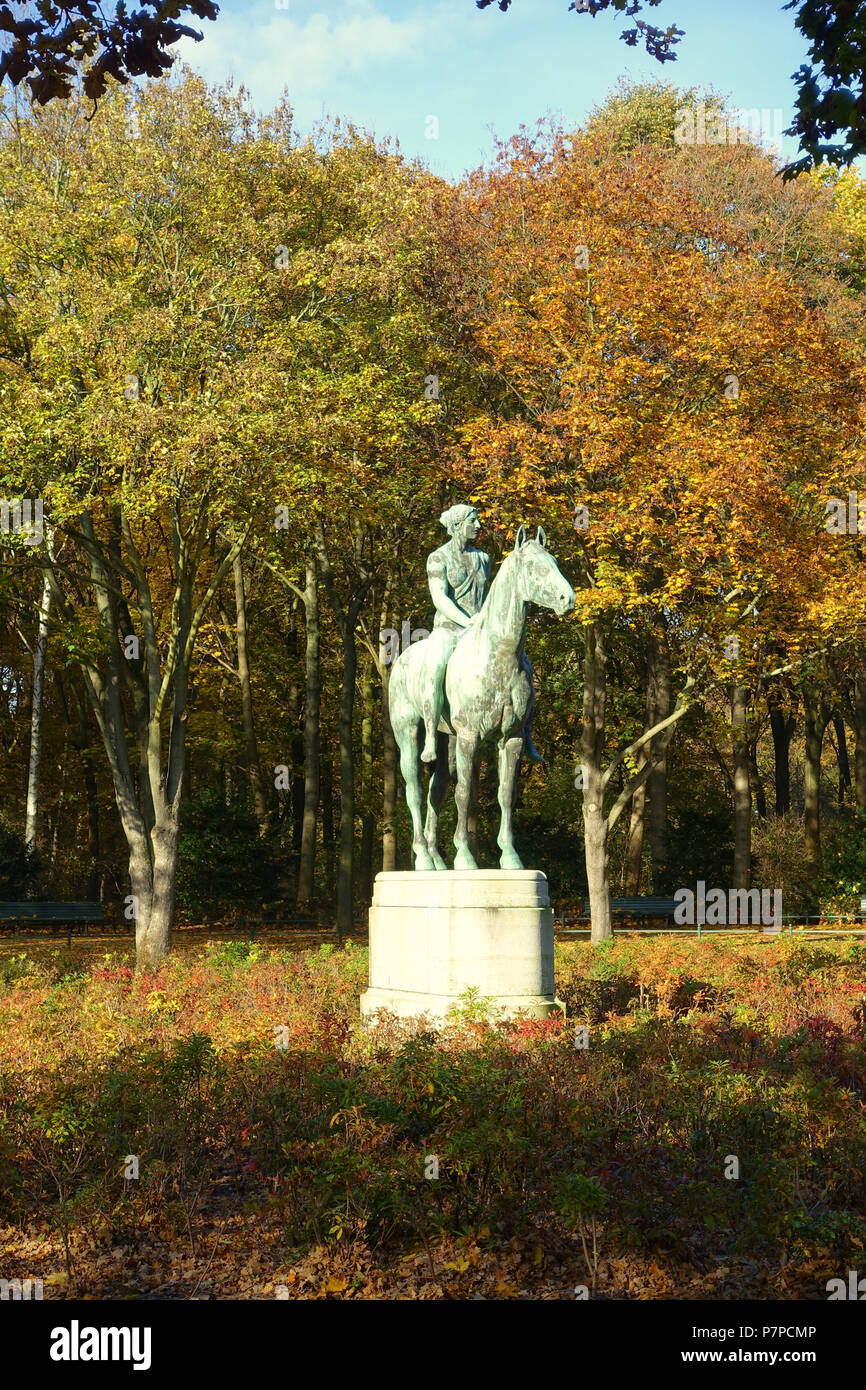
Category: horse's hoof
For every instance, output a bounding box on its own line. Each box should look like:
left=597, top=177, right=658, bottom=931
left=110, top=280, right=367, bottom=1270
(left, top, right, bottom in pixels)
left=420, top=746, right=437, bottom=763
left=414, top=847, right=436, bottom=871
left=500, top=851, right=524, bottom=870
left=453, top=851, right=478, bottom=870
left=430, top=853, right=448, bottom=871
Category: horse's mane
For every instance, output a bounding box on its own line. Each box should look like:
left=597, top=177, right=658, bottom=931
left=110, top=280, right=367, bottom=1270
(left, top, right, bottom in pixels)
left=473, top=547, right=521, bottom=636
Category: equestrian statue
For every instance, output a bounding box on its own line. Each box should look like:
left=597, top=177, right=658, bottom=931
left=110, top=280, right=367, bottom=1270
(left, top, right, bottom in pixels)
left=388, top=503, right=575, bottom=871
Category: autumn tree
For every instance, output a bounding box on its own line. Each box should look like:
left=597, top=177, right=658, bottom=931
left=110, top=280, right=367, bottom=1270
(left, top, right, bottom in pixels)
left=444, top=121, right=866, bottom=938
left=0, top=74, right=287, bottom=968
left=218, top=110, right=465, bottom=934
left=477, top=1, right=866, bottom=177
left=0, top=1, right=218, bottom=103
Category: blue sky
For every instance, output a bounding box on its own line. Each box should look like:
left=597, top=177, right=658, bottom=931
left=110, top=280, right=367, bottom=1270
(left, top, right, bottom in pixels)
left=176, top=0, right=813, bottom=178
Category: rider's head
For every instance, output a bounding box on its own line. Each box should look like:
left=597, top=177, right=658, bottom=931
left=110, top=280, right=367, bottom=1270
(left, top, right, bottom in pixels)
left=440, top=503, right=479, bottom=542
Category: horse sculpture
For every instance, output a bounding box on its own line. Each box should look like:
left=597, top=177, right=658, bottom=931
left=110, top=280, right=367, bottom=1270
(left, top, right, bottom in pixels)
left=388, top=525, right=576, bottom=870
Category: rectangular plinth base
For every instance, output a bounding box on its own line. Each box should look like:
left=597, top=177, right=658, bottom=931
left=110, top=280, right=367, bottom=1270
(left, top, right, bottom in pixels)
left=360, top=869, right=564, bottom=1023
left=360, top=985, right=564, bottom=1021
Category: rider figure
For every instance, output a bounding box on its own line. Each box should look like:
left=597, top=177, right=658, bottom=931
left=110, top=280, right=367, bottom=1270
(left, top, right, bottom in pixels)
left=421, top=503, right=542, bottom=764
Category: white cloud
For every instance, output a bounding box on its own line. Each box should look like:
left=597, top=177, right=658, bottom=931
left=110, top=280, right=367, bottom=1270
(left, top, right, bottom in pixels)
left=176, top=0, right=444, bottom=107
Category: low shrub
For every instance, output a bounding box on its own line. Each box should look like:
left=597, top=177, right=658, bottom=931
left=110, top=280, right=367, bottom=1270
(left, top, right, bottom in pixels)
left=0, top=933, right=864, bottom=1297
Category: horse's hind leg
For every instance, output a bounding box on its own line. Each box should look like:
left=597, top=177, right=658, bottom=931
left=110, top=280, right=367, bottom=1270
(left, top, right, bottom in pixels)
left=453, top=731, right=480, bottom=870
left=424, top=731, right=452, bottom=870
left=396, top=720, right=436, bottom=871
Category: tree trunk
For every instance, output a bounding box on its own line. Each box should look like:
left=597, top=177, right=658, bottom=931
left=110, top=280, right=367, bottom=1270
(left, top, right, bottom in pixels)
left=321, top=750, right=335, bottom=905
left=297, top=558, right=320, bottom=911
left=314, top=519, right=373, bottom=941
left=379, top=583, right=398, bottom=873
left=854, top=670, right=866, bottom=813
left=335, top=615, right=358, bottom=943
left=623, top=780, right=646, bottom=894
left=731, top=681, right=751, bottom=890
left=803, top=683, right=827, bottom=887
left=24, top=559, right=53, bottom=866
left=468, top=756, right=481, bottom=860
left=832, top=712, right=851, bottom=805
left=233, top=555, right=269, bottom=837
left=68, top=507, right=247, bottom=972
left=623, top=657, right=654, bottom=894
left=75, top=681, right=100, bottom=902
left=289, top=680, right=305, bottom=854
left=47, top=726, right=69, bottom=887
left=381, top=661, right=398, bottom=873
left=359, top=655, right=375, bottom=902
left=582, top=623, right=612, bottom=943
left=647, top=632, right=672, bottom=891
left=748, top=738, right=766, bottom=820
left=585, top=802, right=612, bottom=943
left=129, top=819, right=180, bottom=974
left=768, top=689, right=793, bottom=816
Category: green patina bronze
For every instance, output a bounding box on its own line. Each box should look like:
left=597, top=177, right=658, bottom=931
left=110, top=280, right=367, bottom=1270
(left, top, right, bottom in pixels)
left=388, top=505, right=575, bottom=871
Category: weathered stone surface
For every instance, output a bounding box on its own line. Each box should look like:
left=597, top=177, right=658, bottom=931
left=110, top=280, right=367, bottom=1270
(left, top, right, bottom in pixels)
left=360, top=869, right=564, bottom=1022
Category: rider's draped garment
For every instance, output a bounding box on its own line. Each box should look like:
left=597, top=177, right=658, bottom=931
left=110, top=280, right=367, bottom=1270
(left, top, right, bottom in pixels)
left=427, top=544, right=490, bottom=631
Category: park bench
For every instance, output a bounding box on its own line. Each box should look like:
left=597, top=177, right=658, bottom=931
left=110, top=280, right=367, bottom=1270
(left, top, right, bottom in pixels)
left=0, top=902, right=104, bottom=943
left=582, top=896, right=678, bottom=924
left=570, top=902, right=866, bottom=936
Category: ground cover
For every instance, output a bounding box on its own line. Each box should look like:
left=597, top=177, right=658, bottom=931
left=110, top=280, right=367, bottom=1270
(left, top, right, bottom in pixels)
left=1, top=936, right=864, bottom=1300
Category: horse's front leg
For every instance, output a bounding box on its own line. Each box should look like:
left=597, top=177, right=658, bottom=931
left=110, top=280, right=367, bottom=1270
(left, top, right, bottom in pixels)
left=497, top=734, right=524, bottom=870
left=424, top=731, right=451, bottom=870
left=453, top=731, right=480, bottom=870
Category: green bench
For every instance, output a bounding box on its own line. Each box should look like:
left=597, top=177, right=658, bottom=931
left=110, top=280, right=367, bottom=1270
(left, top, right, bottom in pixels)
left=583, top=896, right=678, bottom=923
left=0, top=902, right=104, bottom=942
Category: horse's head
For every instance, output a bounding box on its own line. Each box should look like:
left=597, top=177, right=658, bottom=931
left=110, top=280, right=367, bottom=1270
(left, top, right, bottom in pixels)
left=513, top=525, right=576, bottom=616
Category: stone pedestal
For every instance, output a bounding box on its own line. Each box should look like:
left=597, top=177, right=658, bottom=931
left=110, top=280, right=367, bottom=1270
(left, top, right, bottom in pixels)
left=359, top=869, right=563, bottom=1022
